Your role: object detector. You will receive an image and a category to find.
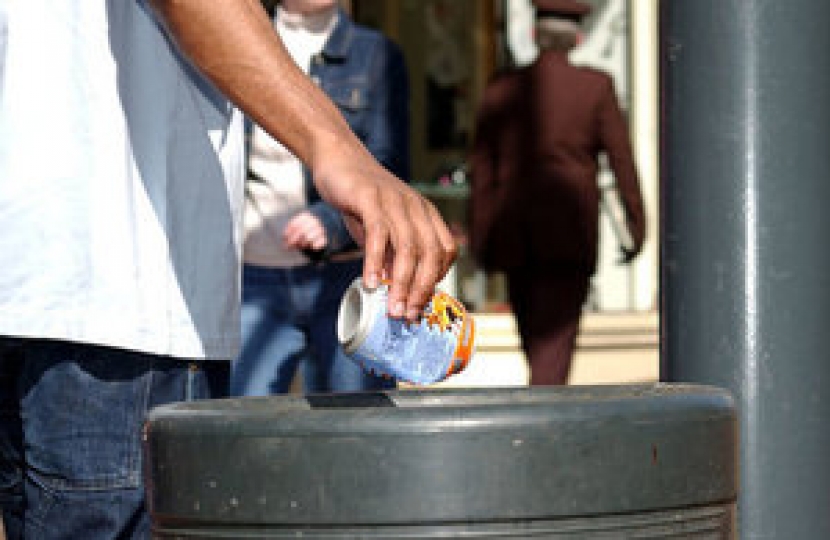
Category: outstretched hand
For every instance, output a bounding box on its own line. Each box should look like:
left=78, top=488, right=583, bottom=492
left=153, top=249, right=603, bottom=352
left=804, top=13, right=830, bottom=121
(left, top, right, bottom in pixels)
left=312, top=141, right=457, bottom=321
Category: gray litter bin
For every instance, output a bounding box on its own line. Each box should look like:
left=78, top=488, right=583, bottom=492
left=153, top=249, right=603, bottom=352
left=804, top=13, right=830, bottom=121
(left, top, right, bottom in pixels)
left=143, top=384, right=737, bottom=538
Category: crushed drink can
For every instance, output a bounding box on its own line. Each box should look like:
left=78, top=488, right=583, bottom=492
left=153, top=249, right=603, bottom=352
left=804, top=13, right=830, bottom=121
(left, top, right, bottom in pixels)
left=337, top=278, right=475, bottom=385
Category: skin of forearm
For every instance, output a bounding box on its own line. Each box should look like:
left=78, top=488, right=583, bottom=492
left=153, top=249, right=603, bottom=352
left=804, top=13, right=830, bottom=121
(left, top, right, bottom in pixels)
left=147, top=0, right=358, bottom=176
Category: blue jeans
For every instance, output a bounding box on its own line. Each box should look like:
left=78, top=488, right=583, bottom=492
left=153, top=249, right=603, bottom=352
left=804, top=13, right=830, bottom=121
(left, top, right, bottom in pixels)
left=231, top=260, right=395, bottom=396
left=0, top=338, right=229, bottom=539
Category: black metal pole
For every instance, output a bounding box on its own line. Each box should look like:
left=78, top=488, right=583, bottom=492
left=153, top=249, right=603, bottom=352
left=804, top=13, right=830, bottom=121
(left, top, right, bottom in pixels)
left=661, top=1, right=830, bottom=537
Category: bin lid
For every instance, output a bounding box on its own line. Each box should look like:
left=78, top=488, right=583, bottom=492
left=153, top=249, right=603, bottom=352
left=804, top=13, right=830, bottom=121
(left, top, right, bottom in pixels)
left=144, top=384, right=737, bottom=526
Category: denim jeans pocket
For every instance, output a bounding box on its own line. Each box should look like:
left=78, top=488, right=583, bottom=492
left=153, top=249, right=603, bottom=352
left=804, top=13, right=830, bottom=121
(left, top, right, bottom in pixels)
left=20, top=344, right=152, bottom=492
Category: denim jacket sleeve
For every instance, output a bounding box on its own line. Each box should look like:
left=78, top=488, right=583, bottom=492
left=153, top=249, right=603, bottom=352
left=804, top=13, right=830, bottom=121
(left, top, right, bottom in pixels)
left=306, top=14, right=411, bottom=257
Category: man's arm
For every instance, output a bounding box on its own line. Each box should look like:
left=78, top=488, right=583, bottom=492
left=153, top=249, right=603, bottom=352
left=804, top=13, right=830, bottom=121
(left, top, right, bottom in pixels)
left=148, top=0, right=455, bottom=320
left=596, top=75, right=646, bottom=258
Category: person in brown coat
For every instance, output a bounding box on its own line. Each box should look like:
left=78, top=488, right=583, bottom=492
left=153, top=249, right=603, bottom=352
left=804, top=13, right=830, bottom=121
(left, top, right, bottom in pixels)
left=469, top=0, right=646, bottom=385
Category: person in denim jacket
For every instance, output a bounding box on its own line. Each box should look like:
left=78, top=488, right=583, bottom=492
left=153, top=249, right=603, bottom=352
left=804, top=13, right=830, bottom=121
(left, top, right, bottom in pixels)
left=231, top=0, right=410, bottom=396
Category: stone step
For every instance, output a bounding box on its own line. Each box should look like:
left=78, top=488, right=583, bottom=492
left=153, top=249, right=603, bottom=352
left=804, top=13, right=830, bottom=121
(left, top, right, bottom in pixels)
left=434, top=311, right=659, bottom=388
left=473, top=311, right=659, bottom=351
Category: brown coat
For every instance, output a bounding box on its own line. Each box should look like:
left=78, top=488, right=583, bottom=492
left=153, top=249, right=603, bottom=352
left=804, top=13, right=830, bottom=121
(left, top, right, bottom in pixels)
left=469, top=51, right=646, bottom=274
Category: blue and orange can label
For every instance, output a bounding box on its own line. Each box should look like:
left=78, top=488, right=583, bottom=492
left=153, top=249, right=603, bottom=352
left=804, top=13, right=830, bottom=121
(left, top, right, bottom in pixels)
left=337, top=278, right=475, bottom=385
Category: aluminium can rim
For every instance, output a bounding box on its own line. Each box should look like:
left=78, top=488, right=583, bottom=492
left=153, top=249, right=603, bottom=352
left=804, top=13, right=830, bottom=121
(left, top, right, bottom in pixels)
left=337, top=277, right=376, bottom=355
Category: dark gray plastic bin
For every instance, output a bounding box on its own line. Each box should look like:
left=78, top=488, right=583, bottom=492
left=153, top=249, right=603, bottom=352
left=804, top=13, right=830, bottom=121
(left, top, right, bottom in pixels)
left=143, top=384, right=737, bottom=538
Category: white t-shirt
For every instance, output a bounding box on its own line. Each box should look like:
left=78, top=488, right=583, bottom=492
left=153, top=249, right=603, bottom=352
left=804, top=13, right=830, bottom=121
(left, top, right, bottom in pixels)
left=0, top=1, right=245, bottom=359
left=243, top=6, right=337, bottom=268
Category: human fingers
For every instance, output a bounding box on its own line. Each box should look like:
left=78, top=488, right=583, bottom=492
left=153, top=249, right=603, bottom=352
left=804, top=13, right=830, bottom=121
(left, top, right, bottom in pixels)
left=399, top=197, right=454, bottom=321
left=283, top=212, right=327, bottom=250
left=286, top=232, right=326, bottom=251
left=356, top=201, right=389, bottom=296
left=426, top=199, right=458, bottom=280
left=355, top=182, right=456, bottom=320
left=348, top=179, right=415, bottom=317
left=383, top=189, right=423, bottom=320
left=310, top=147, right=453, bottom=317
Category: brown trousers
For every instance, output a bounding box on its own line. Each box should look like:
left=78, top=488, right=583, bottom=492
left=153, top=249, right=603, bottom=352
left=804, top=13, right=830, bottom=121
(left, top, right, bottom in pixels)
left=507, top=271, right=590, bottom=385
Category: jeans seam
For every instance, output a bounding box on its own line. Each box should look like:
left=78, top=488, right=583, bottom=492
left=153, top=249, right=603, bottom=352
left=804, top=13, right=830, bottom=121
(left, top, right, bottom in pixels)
left=23, top=473, right=55, bottom=537
left=132, top=364, right=153, bottom=487
left=27, top=468, right=140, bottom=491
left=186, top=362, right=196, bottom=401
